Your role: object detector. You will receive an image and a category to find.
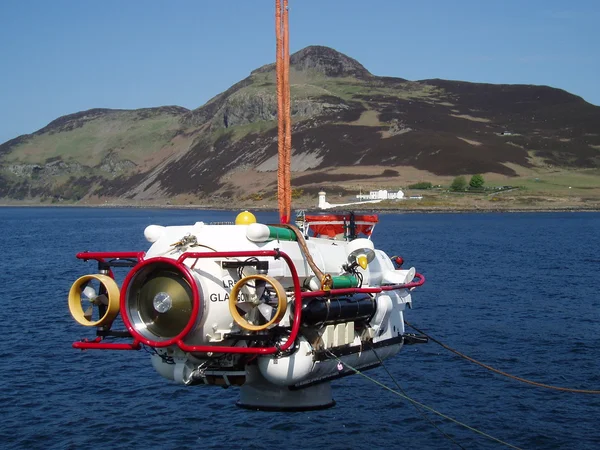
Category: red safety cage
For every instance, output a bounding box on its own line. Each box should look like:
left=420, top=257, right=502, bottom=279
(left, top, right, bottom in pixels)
left=72, top=249, right=424, bottom=353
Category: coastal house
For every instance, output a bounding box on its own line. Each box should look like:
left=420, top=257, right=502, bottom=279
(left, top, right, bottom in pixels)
left=356, top=189, right=405, bottom=201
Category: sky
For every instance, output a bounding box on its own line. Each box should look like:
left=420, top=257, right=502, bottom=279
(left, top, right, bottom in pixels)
left=0, top=0, right=599, bottom=144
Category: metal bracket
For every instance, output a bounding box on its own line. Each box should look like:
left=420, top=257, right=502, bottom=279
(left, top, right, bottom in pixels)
left=402, top=333, right=429, bottom=345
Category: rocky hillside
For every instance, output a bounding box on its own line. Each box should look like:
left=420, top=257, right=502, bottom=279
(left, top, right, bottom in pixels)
left=1, top=45, right=599, bottom=204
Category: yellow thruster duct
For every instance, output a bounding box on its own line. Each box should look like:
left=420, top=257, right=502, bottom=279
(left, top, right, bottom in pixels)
left=229, top=275, right=287, bottom=332
left=68, top=274, right=121, bottom=327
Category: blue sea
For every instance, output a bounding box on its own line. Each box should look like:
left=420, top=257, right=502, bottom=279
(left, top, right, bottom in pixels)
left=1, top=207, right=599, bottom=449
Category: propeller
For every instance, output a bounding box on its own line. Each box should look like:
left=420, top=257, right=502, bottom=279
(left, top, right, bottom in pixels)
left=234, top=278, right=279, bottom=325
left=229, top=275, right=287, bottom=331
left=81, top=283, right=109, bottom=321
left=137, top=271, right=193, bottom=339
left=68, top=274, right=120, bottom=327
left=120, top=261, right=198, bottom=344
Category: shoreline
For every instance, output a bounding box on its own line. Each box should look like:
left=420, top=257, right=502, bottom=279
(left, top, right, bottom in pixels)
left=1, top=201, right=599, bottom=214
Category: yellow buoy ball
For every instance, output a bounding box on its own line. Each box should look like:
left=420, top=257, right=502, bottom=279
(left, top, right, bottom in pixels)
left=235, top=211, right=257, bottom=225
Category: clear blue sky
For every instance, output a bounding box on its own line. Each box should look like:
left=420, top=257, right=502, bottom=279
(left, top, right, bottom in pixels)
left=1, top=0, right=598, bottom=144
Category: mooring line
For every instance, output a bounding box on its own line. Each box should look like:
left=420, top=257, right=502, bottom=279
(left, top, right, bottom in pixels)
left=326, top=351, right=522, bottom=449
left=404, top=320, right=600, bottom=394
left=370, top=348, right=467, bottom=450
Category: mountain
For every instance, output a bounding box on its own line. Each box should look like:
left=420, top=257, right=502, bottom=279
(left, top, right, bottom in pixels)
left=1, top=45, right=599, bottom=205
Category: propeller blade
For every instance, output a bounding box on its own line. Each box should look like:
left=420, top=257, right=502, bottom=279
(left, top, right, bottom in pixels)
left=236, top=302, right=255, bottom=314
left=246, top=308, right=260, bottom=325
left=257, top=303, right=274, bottom=321
left=254, top=280, right=267, bottom=301
left=83, top=304, right=94, bottom=321
left=263, top=291, right=280, bottom=304
left=82, top=285, right=97, bottom=300
left=96, top=294, right=109, bottom=306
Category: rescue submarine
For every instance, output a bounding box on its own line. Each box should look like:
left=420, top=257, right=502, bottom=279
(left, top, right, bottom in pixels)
left=68, top=211, right=425, bottom=410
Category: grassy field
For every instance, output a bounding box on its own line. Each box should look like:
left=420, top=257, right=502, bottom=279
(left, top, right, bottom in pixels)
left=4, top=112, right=181, bottom=167
left=278, top=167, right=600, bottom=211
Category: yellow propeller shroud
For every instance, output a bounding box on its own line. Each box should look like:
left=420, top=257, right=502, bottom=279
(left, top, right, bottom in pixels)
left=228, top=274, right=287, bottom=332
left=68, top=274, right=120, bottom=327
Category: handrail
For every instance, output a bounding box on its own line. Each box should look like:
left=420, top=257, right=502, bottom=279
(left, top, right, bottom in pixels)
left=176, top=249, right=302, bottom=355
left=73, top=337, right=141, bottom=350
left=73, top=251, right=424, bottom=354
left=119, top=256, right=201, bottom=348
left=301, top=273, right=425, bottom=299
left=76, top=251, right=145, bottom=262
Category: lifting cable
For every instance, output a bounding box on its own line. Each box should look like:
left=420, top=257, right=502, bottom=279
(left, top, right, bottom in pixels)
left=275, top=0, right=292, bottom=224
left=326, top=350, right=522, bottom=450
left=404, top=320, right=600, bottom=394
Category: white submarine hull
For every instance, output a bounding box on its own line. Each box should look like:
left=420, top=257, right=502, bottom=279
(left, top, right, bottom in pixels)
left=69, top=212, right=424, bottom=410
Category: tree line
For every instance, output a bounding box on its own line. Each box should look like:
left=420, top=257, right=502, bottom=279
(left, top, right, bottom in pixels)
left=408, top=175, right=485, bottom=191
left=450, top=174, right=484, bottom=191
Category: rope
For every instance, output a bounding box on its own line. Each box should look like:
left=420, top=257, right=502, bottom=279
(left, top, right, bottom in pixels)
left=275, top=0, right=284, bottom=222
left=283, top=0, right=291, bottom=224
left=275, top=0, right=292, bottom=223
left=370, top=348, right=467, bottom=449
left=326, top=350, right=522, bottom=450
left=405, top=320, right=600, bottom=394
left=272, top=223, right=325, bottom=280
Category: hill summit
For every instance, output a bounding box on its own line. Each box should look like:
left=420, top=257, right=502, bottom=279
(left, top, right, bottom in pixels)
left=253, top=45, right=371, bottom=79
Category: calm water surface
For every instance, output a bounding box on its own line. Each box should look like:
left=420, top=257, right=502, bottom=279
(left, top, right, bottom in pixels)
left=0, top=207, right=599, bottom=449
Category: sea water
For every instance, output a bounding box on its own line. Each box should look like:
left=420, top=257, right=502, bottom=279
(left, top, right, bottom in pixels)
left=0, top=207, right=599, bottom=449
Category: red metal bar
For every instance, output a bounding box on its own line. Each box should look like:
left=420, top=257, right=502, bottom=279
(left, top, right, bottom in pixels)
left=119, top=256, right=201, bottom=348
left=72, top=249, right=423, bottom=355
left=76, top=251, right=144, bottom=280
left=301, top=287, right=380, bottom=298
left=177, top=249, right=302, bottom=355
left=177, top=249, right=289, bottom=264
left=76, top=251, right=145, bottom=262
left=381, top=273, right=425, bottom=291
left=73, top=338, right=141, bottom=350
left=300, top=273, right=425, bottom=299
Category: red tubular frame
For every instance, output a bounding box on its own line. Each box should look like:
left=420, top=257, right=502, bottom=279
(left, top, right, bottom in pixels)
left=72, top=250, right=424, bottom=353
left=76, top=251, right=146, bottom=262
left=175, top=250, right=303, bottom=355
left=300, top=273, right=425, bottom=298
left=72, top=251, right=146, bottom=350
left=73, top=337, right=141, bottom=350
left=119, top=256, right=202, bottom=348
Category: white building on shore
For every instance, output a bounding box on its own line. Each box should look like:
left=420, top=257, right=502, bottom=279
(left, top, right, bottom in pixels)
left=318, top=191, right=382, bottom=210
left=356, top=189, right=405, bottom=201
left=317, top=189, right=417, bottom=210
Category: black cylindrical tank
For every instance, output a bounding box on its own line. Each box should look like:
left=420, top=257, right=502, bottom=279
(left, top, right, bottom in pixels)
left=301, top=294, right=376, bottom=326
